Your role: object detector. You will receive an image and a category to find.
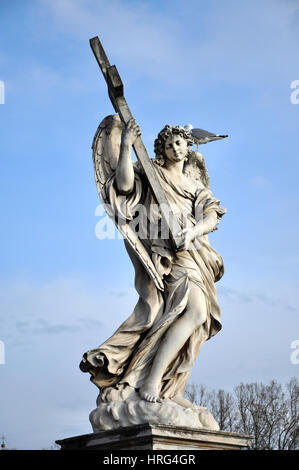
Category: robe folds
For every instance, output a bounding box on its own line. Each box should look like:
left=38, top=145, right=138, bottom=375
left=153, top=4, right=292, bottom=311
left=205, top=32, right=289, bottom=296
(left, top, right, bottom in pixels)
left=80, top=162, right=226, bottom=398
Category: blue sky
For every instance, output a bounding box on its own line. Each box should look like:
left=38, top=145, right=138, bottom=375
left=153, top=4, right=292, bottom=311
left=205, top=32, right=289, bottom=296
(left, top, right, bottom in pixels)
left=0, top=0, right=299, bottom=449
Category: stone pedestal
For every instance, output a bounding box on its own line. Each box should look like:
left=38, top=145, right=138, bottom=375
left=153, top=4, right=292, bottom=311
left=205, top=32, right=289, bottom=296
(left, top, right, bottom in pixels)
left=56, top=424, right=252, bottom=451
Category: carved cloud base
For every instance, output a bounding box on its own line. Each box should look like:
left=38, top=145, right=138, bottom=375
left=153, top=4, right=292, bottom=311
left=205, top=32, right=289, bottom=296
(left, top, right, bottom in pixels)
left=89, top=385, right=219, bottom=432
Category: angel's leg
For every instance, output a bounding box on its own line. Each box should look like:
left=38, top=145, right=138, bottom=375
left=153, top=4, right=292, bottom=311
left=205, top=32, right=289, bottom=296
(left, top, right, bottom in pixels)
left=139, top=285, right=207, bottom=403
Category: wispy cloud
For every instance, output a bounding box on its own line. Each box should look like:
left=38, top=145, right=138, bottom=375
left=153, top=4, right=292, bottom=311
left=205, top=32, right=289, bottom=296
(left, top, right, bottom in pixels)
left=39, top=0, right=187, bottom=83
left=250, top=175, right=272, bottom=188
left=108, top=290, right=128, bottom=298
left=3, top=0, right=298, bottom=103
left=37, top=0, right=299, bottom=86
left=0, top=276, right=130, bottom=344
left=218, top=284, right=299, bottom=314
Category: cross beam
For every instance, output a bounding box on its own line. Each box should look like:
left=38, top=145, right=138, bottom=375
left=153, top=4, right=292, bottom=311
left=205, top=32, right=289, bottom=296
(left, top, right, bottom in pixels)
left=90, top=36, right=182, bottom=252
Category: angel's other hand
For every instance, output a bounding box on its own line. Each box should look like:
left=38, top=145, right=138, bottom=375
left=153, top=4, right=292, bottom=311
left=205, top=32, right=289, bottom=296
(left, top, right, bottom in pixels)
left=177, top=227, right=196, bottom=251
left=122, top=117, right=141, bottom=145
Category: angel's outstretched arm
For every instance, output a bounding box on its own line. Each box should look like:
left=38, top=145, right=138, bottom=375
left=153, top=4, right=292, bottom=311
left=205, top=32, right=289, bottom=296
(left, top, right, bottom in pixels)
left=115, top=118, right=141, bottom=194
left=177, top=211, right=218, bottom=250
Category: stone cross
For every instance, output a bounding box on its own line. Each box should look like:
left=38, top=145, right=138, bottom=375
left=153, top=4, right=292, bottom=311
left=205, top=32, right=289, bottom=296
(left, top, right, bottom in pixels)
left=90, top=36, right=182, bottom=251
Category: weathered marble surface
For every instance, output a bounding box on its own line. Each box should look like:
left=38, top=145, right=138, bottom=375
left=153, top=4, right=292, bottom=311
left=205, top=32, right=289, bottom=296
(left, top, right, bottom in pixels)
left=57, top=424, right=252, bottom=450
left=80, top=116, right=226, bottom=431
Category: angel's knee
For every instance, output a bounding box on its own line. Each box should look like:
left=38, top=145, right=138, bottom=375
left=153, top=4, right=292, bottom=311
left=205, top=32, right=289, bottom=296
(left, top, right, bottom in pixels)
left=183, top=306, right=207, bottom=331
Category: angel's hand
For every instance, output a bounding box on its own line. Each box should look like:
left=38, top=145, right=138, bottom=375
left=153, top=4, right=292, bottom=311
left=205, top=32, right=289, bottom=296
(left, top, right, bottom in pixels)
left=177, top=227, right=197, bottom=251
left=122, top=117, right=141, bottom=146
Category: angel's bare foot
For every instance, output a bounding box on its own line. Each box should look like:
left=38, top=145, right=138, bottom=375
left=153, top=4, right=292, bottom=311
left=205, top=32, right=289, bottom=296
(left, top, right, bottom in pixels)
left=139, top=382, right=162, bottom=403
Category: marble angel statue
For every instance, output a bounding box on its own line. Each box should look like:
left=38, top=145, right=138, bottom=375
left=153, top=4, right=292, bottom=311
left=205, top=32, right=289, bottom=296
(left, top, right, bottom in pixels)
left=80, top=115, right=226, bottom=431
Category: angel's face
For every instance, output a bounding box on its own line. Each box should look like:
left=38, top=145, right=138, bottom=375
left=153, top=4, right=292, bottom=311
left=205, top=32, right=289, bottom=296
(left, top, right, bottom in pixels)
left=164, top=135, right=189, bottom=163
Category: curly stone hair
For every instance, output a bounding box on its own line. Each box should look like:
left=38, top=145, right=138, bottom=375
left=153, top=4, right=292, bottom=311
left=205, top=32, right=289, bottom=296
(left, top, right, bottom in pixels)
left=154, top=125, right=194, bottom=166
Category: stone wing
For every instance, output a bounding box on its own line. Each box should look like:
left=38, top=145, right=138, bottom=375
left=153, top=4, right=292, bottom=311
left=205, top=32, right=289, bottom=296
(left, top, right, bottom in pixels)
left=184, top=151, right=210, bottom=188
left=92, top=115, right=164, bottom=292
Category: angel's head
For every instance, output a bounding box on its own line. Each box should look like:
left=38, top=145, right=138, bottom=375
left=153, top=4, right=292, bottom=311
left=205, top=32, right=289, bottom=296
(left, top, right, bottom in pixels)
left=154, top=125, right=194, bottom=166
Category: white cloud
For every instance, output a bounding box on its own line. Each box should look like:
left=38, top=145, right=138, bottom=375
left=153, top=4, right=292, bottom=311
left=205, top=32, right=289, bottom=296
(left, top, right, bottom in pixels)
left=191, top=0, right=299, bottom=82
left=5, top=0, right=299, bottom=100
left=7, top=63, right=87, bottom=96
left=39, top=0, right=186, bottom=83
left=0, top=276, right=135, bottom=345
left=37, top=0, right=299, bottom=86
left=250, top=175, right=272, bottom=188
